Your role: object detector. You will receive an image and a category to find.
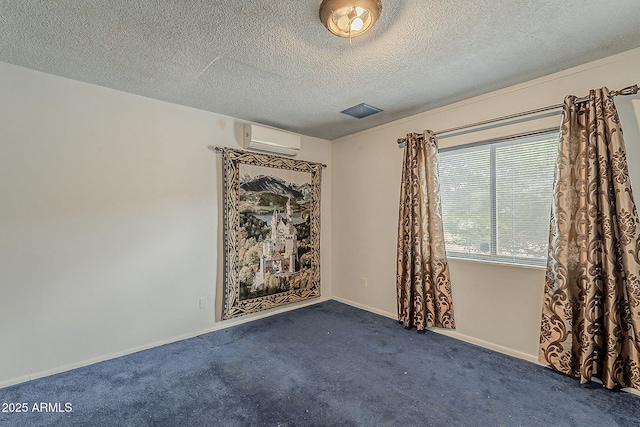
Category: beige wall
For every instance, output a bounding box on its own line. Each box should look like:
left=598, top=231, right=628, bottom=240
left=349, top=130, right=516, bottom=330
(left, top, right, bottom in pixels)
left=331, top=47, right=640, bottom=362
left=0, top=62, right=332, bottom=387
left=3, top=47, right=640, bottom=389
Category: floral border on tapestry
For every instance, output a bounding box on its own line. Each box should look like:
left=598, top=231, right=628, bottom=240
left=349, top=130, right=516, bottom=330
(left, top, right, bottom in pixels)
left=220, top=148, right=322, bottom=319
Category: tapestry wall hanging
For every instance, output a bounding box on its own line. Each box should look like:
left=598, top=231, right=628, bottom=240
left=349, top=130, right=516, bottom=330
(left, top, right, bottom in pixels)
left=219, top=147, right=322, bottom=319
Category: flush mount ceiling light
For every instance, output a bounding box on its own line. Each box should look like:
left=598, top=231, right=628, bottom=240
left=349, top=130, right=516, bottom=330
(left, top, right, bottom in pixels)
left=319, top=0, right=382, bottom=44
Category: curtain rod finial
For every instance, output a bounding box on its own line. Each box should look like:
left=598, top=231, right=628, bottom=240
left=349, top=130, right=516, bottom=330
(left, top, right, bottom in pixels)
left=612, top=84, right=638, bottom=96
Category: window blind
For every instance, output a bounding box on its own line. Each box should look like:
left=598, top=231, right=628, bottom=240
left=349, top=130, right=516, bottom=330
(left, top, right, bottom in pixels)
left=438, top=131, right=559, bottom=266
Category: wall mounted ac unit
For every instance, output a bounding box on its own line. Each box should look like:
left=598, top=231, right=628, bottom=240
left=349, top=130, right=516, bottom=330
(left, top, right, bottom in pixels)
left=243, top=124, right=300, bottom=157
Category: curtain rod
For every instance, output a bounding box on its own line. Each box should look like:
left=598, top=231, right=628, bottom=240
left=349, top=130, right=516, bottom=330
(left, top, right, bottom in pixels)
left=207, top=145, right=327, bottom=168
left=396, top=84, right=639, bottom=147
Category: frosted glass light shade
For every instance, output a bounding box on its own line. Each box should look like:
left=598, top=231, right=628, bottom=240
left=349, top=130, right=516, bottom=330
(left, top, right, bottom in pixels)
left=319, top=0, right=382, bottom=39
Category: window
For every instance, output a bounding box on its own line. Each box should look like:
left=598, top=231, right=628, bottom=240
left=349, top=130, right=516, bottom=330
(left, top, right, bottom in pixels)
left=438, top=130, right=559, bottom=267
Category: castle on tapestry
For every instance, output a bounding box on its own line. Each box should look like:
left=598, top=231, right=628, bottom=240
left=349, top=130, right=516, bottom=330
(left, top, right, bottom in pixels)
left=252, top=198, right=299, bottom=292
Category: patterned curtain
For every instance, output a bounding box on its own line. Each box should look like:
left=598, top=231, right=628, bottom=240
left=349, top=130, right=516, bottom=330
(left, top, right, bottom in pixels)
left=539, top=88, right=640, bottom=390
left=397, top=131, right=455, bottom=330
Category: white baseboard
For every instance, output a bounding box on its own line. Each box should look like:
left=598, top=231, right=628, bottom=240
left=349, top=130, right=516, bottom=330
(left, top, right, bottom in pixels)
left=331, top=296, right=397, bottom=320
left=4, top=295, right=639, bottom=398
left=0, top=374, right=32, bottom=390
left=332, top=296, right=540, bottom=365
left=332, top=297, right=640, bottom=395
left=0, top=296, right=331, bottom=390
left=432, top=329, right=540, bottom=365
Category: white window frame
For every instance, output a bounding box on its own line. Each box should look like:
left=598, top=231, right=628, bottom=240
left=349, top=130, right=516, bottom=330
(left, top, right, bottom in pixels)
left=438, top=128, right=559, bottom=267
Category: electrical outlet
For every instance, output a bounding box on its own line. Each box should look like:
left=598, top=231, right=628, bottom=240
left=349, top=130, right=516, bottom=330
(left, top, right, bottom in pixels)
left=199, top=297, right=208, bottom=309
left=361, top=278, right=367, bottom=287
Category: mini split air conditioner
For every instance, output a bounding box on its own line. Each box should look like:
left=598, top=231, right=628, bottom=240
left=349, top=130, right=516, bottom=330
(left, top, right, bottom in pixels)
left=243, top=124, right=300, bottom=157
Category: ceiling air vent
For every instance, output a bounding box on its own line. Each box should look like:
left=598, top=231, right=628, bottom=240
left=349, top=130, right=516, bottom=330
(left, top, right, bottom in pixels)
left=340, top=103, right=383, bottom=119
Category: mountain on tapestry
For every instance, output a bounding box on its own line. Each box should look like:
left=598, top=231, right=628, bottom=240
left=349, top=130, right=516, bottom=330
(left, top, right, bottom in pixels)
left=240, top=175, right=304, bottom=199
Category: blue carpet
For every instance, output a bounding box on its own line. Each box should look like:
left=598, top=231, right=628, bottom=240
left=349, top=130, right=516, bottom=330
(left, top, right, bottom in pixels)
left=1, top=300, right=639, bottom=426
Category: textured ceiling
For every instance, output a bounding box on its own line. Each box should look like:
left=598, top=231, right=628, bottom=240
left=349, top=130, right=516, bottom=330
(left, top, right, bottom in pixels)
left=2, top=1, right=640, bottom=140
